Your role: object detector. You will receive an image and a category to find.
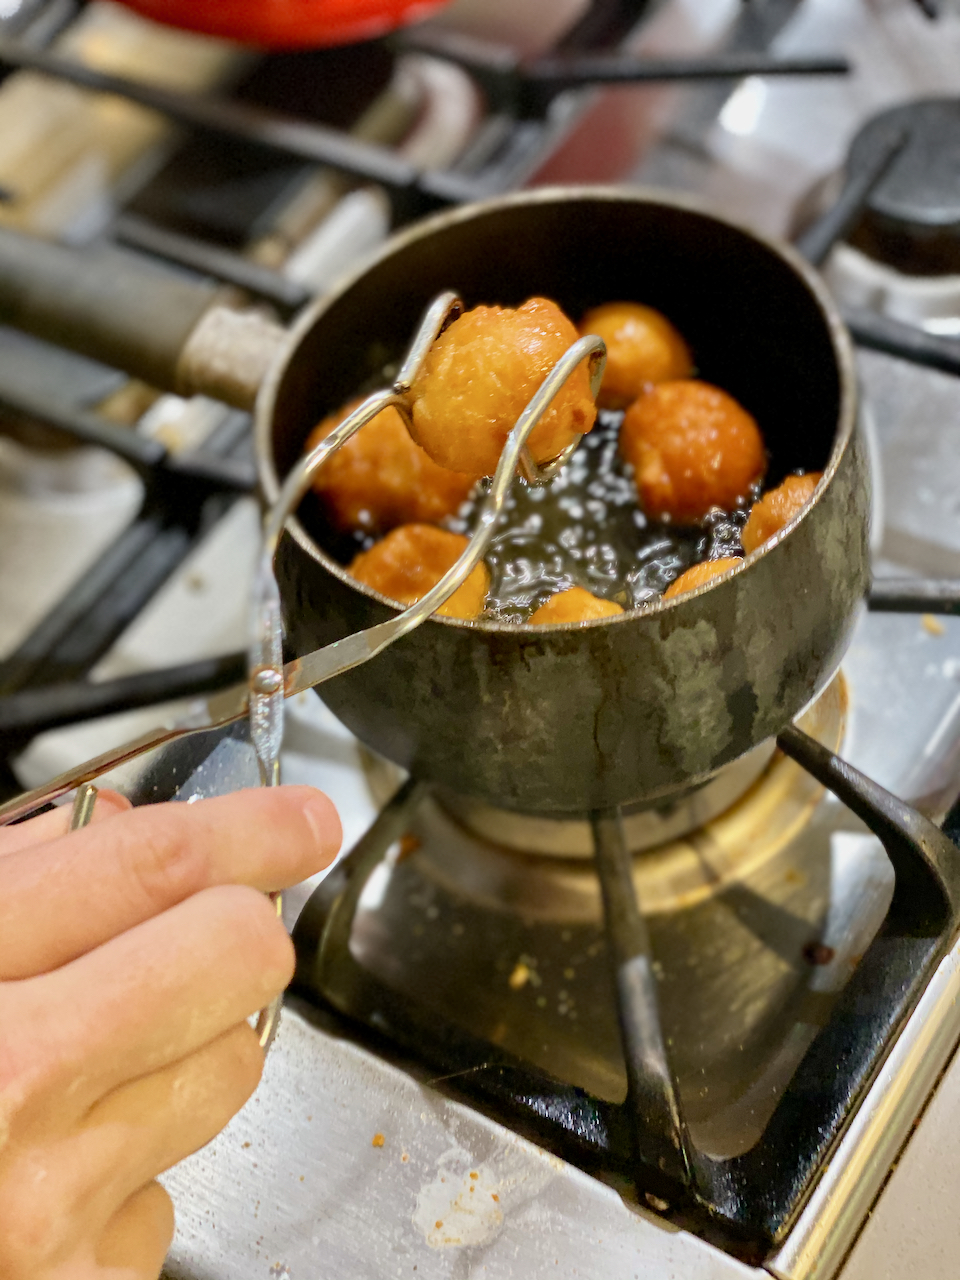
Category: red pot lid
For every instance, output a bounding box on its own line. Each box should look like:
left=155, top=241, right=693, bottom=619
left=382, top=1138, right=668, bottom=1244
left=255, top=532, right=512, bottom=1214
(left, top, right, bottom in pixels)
left=116, top=0, right=452, bottom=49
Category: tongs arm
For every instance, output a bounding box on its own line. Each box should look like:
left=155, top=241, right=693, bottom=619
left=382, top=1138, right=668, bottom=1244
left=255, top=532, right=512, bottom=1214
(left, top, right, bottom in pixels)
left=0, top=294, right=605, bottom=827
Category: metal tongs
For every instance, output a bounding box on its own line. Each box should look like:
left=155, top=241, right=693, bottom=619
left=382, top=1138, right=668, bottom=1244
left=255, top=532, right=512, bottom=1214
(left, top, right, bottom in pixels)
left=0, top=292, right=605, bottom=827
left=0, top=293, right=605, bottom=1038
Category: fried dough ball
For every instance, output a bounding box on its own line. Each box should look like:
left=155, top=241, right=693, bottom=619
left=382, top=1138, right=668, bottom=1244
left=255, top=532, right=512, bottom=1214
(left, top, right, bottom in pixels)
left=410, top=297, right=598, bottom=476
left=741, top=472, right=822, bottom=554
left=348, top=523, right=488, bottom=621
left=663, top=557, right=743, bottom=600
left=579, top=301, right=693, bottom=409
left=305, top=397, right=478, bottom=535
left=620, top=381, right=765, bottom=523
left=529, top=586, right=625, bottom=625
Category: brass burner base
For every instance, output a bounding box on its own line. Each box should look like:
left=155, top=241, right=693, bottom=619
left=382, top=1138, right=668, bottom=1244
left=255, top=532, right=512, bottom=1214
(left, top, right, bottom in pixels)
left=351, top=673, right=888, bottom=1157
left=360, top=675, right=846, bottom=917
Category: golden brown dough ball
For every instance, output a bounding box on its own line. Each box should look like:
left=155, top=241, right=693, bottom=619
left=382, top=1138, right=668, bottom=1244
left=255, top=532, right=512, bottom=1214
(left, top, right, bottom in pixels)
left=620, top=381, right=765, bottom=523
left=348, top=524, right=488, bottom=621
left=305, top=397, right=478, bottom=535
left=663, top=557, right=743, bottom=600
left=410, top=297, right=597, bottom=476
left=529, top=586, right=624, bottom=624
left=741, top=472, right=822, bottom=554
left=579, top=301, right=693, bottom=410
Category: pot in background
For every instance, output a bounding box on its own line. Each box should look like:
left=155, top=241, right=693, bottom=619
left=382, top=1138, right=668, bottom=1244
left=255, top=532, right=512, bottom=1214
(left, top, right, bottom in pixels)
left=115, top=0, right=452, bottom=49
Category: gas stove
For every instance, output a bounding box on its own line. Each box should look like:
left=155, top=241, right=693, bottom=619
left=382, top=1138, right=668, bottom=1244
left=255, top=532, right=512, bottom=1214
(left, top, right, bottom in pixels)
left=2, top=2, right=960, bottom=1279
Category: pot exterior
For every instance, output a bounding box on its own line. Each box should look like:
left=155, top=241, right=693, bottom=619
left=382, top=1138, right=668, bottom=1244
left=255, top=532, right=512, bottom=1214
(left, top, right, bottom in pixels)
left=262, top=188, right=867, bottom=814
left=276, top=427, right=867, bottom=812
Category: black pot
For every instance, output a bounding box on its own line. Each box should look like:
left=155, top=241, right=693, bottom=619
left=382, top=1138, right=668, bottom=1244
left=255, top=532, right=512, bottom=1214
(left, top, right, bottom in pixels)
left=257, top=186, right=868, bottom=815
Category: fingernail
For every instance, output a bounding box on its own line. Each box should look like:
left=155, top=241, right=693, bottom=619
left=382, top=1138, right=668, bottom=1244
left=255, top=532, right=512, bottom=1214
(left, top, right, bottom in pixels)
left=301, top=791, right=342, bottom=864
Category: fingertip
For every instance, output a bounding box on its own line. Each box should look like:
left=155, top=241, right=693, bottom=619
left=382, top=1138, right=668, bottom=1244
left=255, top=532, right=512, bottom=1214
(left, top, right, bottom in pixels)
left=270, top=923, right=297, bottom=996
left=96, top=1180, right=174, bottom=1272
left=145, top=1180, right=176, bottom=1254
left=210, top=784, right=342, bottom=883
left=222, top=884, right=297, bottom=997
left=298, top=788, right=342, bottom=869
left=95, top=789, right=133, bottom=816
left=233, top=1020, right=269, bottom=1089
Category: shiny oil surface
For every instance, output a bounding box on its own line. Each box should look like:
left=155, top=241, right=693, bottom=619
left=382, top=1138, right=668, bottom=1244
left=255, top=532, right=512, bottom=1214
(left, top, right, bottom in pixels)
left=453, top=410, right=754, bottom=622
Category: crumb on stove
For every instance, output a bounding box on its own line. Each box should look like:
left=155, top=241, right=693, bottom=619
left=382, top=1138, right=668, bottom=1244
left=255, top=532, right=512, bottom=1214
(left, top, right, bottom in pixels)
left=242, top=1141, right=251, bottom=1149
left=470, top=1171, right=479, bottom=1179
left=435, top=1220, right=443, bottom=1229
left=397, top=833, right=421, bottom=862
left=802, top=941, right=835, bottom=966
left=372, top=1133, right=385, bottom=1148
left=923, top=613, right=947, bottom=636
left=401, top=1153, right=409, bottom=1162
left=508, top=962, right=531, bottom=990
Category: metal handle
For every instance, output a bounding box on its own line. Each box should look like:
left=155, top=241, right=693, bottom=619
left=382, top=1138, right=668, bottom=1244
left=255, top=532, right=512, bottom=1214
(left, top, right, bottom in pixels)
left=844, top=305, right=960, bottom=379
left=69, top=781, right=98, bottom=830
left=255, top=897, right=283, bottom=1054
left=867, top=578, right=960, bottom=615
left=397, top=29, right=849, bottom=118
left=0, top=228, right=215, bottom=388
left=0, top=227, right=286, bottom=409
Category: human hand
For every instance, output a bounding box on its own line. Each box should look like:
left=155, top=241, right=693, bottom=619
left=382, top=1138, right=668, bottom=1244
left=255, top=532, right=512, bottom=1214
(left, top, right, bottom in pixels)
left=0, top=784, right=341, bottom=1279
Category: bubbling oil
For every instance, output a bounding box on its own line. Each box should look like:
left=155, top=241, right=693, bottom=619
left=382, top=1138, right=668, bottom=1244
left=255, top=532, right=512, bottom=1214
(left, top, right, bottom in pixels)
left=447, top=411, right=753, bottom=624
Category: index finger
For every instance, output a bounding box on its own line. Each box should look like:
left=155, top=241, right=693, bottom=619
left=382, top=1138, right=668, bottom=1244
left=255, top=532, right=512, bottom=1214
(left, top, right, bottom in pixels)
left=0, top=789, right=131, bottom=857
left=0, top=785, right=341, bottom=980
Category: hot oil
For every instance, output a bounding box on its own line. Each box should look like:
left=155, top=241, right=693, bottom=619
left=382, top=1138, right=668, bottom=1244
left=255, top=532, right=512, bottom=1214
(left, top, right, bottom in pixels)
left=316, top=400, right=755, bottom=617
left=448, top=411, right=752, bottom=623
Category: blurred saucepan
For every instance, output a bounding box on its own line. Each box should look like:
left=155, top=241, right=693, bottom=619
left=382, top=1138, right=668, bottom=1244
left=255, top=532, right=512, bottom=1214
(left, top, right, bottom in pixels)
left=114, top=0, right=452, bottom=49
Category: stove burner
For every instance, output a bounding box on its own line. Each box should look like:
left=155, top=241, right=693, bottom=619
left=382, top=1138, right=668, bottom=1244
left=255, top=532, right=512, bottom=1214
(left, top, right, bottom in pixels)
left=847, top=98, right=960, bottom=275
left=432, top=738, right=777, bottom=860
left=346, top=679, right=845, bottom=1148
left=416, top=678, right=842, bottom=919
left=365, top=673, right=843, bottom=865
left=293, top=691, right=960, bottom=1251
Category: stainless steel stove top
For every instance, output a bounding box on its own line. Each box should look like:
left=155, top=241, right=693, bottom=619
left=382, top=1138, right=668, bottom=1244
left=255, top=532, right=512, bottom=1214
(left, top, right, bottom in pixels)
left=3, top=1, right=960, bottom=1278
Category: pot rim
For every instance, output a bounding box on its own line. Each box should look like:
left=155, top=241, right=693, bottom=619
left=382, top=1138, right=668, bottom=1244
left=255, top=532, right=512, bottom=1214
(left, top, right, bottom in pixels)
left=256, top=183, right=859, bottom=633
